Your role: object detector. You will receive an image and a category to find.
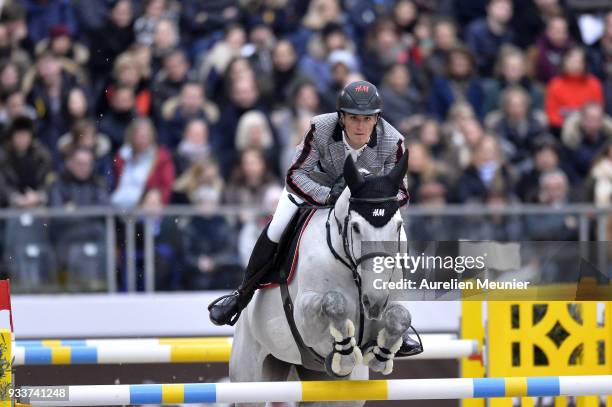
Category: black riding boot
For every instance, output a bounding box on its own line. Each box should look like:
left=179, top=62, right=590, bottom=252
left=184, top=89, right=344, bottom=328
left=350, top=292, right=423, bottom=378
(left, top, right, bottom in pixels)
left=208, top=226, right=278, bottom=326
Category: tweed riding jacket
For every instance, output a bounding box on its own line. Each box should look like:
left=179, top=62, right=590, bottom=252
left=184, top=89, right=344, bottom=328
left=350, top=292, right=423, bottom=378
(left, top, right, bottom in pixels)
left=286, top=113, right=409, bottom=206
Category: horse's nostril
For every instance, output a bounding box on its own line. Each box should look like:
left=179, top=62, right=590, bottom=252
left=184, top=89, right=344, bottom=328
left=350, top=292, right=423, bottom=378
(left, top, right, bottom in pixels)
left=370, top=303, right=380, bottom=314
left=362, top=296, right=370, bottom=308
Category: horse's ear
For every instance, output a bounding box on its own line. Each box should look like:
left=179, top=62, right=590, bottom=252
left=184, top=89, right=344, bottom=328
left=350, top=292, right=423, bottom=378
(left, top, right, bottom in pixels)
left=387, top=149, right=409, bottom=188
left=343, top=155, right=364, bottom=191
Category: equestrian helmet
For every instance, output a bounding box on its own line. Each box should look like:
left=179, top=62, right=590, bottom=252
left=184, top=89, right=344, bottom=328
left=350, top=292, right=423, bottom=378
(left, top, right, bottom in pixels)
left=336, top=80, right=382, bottom=115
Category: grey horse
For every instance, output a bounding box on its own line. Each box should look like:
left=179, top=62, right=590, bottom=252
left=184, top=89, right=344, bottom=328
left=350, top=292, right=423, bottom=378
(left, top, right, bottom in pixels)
left=230, top=155, right=412, bottom=406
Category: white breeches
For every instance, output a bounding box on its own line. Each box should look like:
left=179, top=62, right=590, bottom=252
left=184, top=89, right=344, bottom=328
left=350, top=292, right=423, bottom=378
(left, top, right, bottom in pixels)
left=267, top=187, right=304, bottom=242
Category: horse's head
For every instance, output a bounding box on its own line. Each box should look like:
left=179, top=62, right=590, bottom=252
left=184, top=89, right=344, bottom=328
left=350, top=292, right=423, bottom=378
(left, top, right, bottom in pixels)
left=336, top=152, right=408, bottom=320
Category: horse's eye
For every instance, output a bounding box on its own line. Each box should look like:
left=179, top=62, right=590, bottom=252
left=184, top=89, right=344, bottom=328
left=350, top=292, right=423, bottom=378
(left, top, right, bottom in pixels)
left=352, top=222, right=361, bottom=234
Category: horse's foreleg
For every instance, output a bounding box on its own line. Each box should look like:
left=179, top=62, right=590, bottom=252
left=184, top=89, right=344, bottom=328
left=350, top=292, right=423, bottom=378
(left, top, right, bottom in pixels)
left=320, top=290, right=362, bottom=377
left=363, top=302, right=411, bottom=375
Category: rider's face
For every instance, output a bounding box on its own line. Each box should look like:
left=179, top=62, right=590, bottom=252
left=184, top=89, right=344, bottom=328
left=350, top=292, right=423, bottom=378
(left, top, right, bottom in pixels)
left=342, top=113, right=378, bottom=148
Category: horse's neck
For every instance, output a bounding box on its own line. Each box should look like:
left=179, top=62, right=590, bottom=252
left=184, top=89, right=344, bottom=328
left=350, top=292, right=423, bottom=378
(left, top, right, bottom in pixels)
left=333, top=188, right=351, bottom=221
left=330, top=189, right=351, bottom=247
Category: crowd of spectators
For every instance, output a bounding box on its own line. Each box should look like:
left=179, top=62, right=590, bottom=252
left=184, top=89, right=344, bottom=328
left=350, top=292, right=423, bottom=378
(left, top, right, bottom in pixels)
left=0, top=0, right=610, bottom=290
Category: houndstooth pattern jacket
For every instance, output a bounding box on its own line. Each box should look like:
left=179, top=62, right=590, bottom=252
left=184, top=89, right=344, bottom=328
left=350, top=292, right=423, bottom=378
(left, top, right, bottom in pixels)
left=286, top=113, right=409, bottom=206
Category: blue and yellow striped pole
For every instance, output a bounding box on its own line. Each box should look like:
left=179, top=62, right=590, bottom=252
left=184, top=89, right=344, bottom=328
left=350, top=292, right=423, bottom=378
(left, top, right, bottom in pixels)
left=21, top=376, right=612, bottom=406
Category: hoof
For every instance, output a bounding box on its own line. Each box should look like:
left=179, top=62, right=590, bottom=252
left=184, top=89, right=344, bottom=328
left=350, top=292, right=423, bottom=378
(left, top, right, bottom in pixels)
left=324, top=352, right=350, bottom=378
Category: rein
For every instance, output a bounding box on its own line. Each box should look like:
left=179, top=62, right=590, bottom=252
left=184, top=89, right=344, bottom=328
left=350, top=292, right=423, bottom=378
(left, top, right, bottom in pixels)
left=282, top=192, right=406, bottom=370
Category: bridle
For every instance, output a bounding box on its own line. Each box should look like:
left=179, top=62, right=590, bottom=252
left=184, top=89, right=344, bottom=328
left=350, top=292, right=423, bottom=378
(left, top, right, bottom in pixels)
left=283, top=191, right=422, bottom=371
left=325, top=194, right=406, bottom=347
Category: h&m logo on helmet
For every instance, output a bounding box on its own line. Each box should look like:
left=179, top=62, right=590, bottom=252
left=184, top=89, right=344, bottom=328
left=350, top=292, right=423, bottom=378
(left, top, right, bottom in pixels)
left=372, top=208, right=385, bottom=217
left=354, top=85, right=369, bottom=92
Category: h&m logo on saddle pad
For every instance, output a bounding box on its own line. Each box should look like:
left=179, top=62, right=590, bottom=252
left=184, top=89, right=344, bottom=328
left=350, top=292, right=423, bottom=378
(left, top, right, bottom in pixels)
left=372, top=208, right=385, bottom=217
left=355, top=85, right=369, bottom=92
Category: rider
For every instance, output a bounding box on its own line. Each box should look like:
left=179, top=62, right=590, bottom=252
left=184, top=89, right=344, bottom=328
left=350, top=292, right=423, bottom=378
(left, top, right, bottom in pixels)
left=209, top=80, right=410, bottom=327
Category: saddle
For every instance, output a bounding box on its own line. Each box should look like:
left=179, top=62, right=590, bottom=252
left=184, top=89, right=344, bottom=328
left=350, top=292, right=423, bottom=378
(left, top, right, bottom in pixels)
left=258, top=207, right=317, bottom=289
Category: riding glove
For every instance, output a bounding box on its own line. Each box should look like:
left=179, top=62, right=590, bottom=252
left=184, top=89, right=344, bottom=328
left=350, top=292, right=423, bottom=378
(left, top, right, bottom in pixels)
left=326, top=181, right=345, bottom=204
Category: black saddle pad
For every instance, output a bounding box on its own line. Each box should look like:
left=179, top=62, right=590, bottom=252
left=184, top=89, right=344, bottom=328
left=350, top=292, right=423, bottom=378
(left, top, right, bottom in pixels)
left=259, top=208, right=317, bottom=288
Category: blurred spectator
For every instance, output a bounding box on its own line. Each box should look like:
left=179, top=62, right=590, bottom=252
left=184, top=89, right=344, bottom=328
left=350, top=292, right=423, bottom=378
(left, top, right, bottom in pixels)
left=525, top=169, right=578, bottom=240
left=0, top=61, right=23, bottom=95
left=208, top=56, right=254, bottom=102
left=111, top=117, right=175, bottom=208
left=242, top=21, right=275, bottom=81
left=101, top=52, right=151, bottom=117
left=362, top=17, right=409, bottom=85
left=279, top=113, right=312, bottom=176
left=238, top=184, right=283, bottom=267
left=453, top=135, right=516, bottom=203
left=71, top=0, right=109, bottom=34
left=561, top=103, right=612, bottom=180
left=48, top=146, right=108, bottom=291
left=423, top=17, right=459, bottom=81
left=0, top=90, right=36, bottom=132
left=511, top=0, right=580, bottom=50
left=0, top=116, right=51, bottom=208
left=299, top=22, right=355, bottom=92
left=453, top=0, right=487, bottom=28
left=406, top=141, right=447, bottom=203
left=517, top=134, right=567, bottom=202
left=234, top=110, right=275, bottom=159
left=173, top=119, right=211, bottom=176
left=34, top=25, right=89, bottom=68
left=379, top=63, right=423, bottom=133
left=301, top=0, right=344, bottom=32
left=392, top=0, right=419, bottom=45
left=98, top=86, right=136, bottom=152
left=587, top=11, right=612, bottom=116
left=48, top=147, right=108, bottom=207
left=182, top=186, right=241, bottom=290
left=134, top=187, right=185, bottom=290
left=133, top=0, right=175, bottom=46
left=24, top=51, right=80, bottom=151
left=442, top=103, right=481, bottom=174
left=587, top=11, right=612, bottom=82
left=429, top=45, right=485, bottom=121
left=272, top=79, right=320, bottom=173
left=545, top=47, right=603, bottom=131
left=407, top=180, right=456, bottom=240
left=159, top=81, right=218, bottom=150
left=214, top=75, right=267, bottom=178
left=0, top=23, right=30, bottom=73
left=458, top=190, right=523, bottom=241
left=88, top=0, right=134, bottom=91
left=150, top=18, right=180, bottom=73
left=199, top=24, right=246, bottom=89
left=529, top=16, right=574, bottom=84
left=320, top=49, right=359, bottom=110
left=172, top=160, right=224, bottom=205
left=589, top=141, right=612, bottom=207
left=485, top=86, right=547, bottom=174
left=57, top=118, right=113, bottom=185
left=179, top=0, right=241, bottom=58
left=23, top=0, right=78, bottom=46
left=464, top=0, right=515, bottom=77
left=224, top=148, right=280, bottom=207
left=411, top=119, right=447, bottom=160
left=482, top=46, right=545, bottom=114
left=151, top=49, right=190, bottom=120
left=63, top=87, right=91, bottom=131
left=270, top=40, right=304, bottom=107
left=2, top=1, right=30, bottom=52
